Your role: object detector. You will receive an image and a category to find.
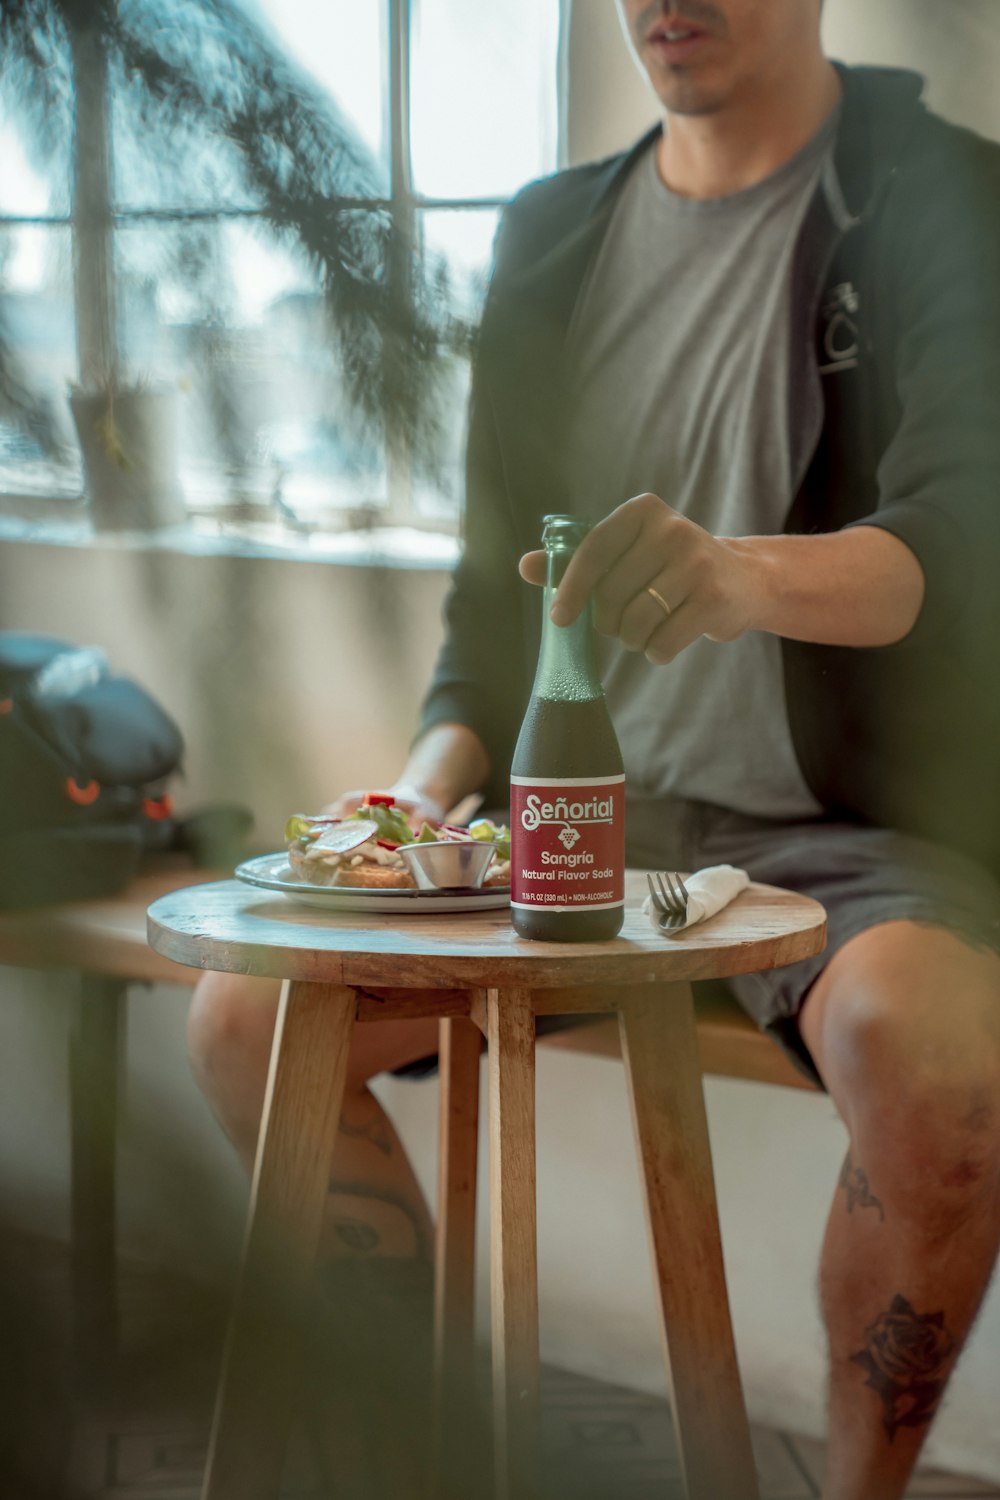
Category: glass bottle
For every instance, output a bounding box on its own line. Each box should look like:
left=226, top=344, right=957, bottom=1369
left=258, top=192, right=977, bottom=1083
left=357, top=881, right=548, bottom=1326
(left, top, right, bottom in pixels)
left=510, top=514, right=625, bottom=941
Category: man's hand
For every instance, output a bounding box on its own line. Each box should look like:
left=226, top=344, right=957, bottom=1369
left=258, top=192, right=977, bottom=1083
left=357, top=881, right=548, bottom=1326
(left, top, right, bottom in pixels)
left=320, top=784, right=447, bottom=825
left=520, top=494, right=926, bottom=656
left=520, top=493, right=762, bottom=664
left=320, top=724, right=492, bottom=828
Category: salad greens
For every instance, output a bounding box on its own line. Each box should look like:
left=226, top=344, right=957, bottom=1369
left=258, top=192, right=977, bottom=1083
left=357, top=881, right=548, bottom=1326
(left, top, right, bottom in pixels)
left=470, top=818, right=510, bottom=861
left=349, top=801, right=416, bottom=846
left=284, top=813, right=315, bottom=841
left=285, top=803, right=510, bottom=859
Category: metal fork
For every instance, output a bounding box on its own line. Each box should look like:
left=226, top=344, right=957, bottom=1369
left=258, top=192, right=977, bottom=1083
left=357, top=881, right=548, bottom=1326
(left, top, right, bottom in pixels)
left=646, top=871, right=691, bottom=932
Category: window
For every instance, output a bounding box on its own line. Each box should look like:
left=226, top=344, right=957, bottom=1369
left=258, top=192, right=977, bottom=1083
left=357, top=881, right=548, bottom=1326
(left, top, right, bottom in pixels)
left=0, top=0, right=561, bottom=543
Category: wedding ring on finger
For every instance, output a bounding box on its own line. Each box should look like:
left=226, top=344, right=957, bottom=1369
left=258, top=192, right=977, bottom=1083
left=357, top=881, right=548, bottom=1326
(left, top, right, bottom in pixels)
left=646, top=585, right=673, bottom=619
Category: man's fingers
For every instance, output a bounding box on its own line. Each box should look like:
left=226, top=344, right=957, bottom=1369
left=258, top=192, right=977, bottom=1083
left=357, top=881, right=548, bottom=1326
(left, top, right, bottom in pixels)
left=645, top=603, right=707, bottom=665
left=320, top=792, right=364, bottom=818
left=549, top=499, right=652, bottom=624
left=593, top=555, right=682, bottom=637
left=613, top=585, right=707, bottom=662
left=519, top=550, right=546, bottom=585
left=616, top=584, right=678, bottom=653
left=320, top=784, right=442, bottom=824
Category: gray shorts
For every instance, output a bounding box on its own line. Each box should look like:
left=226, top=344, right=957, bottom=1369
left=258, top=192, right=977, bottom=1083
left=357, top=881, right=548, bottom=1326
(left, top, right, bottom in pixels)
left=627, top=798, right=1000, bottom=1087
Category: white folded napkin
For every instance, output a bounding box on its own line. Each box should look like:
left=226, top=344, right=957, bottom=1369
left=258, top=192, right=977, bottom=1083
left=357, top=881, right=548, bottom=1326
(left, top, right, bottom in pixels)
left=642, top=864, right=750, bottom=935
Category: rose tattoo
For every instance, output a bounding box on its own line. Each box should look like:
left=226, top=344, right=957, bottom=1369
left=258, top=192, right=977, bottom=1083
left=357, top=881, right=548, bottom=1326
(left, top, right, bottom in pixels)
left=851, top=1295, right=956, bottom=1439
left=839, top=1153, right=885, bottom=1221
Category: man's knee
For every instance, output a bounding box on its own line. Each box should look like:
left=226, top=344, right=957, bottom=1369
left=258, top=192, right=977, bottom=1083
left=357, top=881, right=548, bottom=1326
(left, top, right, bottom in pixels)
left=186, top=971, right=281, bottom=1086
left=803, top=922, right=1000, bottom=1230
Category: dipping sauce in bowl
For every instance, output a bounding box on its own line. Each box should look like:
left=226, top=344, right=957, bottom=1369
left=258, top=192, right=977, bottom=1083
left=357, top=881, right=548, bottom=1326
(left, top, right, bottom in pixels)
left=397, top=839, right=496, bottom=891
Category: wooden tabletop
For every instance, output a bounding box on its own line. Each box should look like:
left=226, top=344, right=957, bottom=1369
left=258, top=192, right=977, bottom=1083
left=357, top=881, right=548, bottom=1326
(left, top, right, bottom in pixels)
left=147, top=871, right=826, bottom=990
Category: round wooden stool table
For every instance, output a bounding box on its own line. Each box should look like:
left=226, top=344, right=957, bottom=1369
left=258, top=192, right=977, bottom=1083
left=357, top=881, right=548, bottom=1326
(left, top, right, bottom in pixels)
left=147, top=870, right=825, bottom=1500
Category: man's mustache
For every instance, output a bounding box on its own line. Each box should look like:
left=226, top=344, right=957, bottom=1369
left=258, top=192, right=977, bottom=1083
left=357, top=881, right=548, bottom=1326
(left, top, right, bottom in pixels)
left=634, top=0, right=729, bottom=39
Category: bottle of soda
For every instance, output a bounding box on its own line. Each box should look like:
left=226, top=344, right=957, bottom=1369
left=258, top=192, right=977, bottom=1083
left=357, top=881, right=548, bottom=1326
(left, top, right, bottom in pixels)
left=510, top=514, right=625, bottom=941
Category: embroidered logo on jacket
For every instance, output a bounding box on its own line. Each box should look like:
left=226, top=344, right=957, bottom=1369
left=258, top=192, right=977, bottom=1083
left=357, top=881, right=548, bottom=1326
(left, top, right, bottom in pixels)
left=819, top=282, right=860, bottom=375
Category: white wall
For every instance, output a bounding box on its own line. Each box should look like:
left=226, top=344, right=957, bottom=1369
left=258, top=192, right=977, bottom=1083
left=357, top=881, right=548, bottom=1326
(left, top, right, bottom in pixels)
left=823, top=0, right=1000, bottom=143
left=0, top=541, right=450, bottom=837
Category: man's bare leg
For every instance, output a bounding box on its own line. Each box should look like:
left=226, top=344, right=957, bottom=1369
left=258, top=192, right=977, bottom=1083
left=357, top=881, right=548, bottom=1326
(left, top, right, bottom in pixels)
left=799, top=921, right=1000, bottom=1500
left=187, top=973, right=442, bottom=1262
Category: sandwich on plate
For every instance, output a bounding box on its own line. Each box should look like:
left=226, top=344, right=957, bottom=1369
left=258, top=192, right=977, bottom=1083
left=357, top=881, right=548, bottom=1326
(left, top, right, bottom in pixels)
left=284, top=794, right=510, bottom=889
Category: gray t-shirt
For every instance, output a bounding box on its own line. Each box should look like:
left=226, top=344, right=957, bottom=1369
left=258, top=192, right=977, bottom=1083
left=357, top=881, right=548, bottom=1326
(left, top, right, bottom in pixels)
left=565, top=113, right=840, bottom=819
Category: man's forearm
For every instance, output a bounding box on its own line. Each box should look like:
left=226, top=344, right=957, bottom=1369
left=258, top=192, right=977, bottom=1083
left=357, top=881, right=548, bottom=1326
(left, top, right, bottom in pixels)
left=724, top=524, right=926, bottom=648
left=397, top=722, right=491, bottom=819
left=539, top=495, right=928, bottom=664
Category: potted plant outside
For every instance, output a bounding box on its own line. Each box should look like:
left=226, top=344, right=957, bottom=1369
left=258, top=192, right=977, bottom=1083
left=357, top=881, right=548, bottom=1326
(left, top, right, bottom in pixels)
left=68, top=377, right=186, bottom=531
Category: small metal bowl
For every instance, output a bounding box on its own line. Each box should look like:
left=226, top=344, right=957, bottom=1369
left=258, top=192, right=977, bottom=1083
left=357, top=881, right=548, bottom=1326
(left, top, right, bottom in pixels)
left=397, top=839, right=496, bottom=891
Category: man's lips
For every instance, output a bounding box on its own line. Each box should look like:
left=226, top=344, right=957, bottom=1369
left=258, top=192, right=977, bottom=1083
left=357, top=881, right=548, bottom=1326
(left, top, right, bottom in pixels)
left=645, top=17, right=710, bottom=64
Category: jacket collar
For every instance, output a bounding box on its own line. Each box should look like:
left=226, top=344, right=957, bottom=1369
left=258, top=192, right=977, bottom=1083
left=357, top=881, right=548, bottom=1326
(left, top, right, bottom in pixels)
left=509, top=61, right=928, bottom=292
left=829, top=63, right=926, bottom=222
left=585, top=64, right=927, bottom=222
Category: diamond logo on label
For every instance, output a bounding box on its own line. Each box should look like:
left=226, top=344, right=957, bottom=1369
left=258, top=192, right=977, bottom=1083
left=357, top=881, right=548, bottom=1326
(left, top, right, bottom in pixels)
left=558, top=825, right=581, bottom=850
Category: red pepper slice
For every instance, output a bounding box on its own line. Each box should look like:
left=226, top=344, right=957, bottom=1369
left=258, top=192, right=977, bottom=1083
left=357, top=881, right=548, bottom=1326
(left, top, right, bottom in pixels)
left=363, top=793, right=396, bottom=808
left=375, top=838, right=400, bottom=851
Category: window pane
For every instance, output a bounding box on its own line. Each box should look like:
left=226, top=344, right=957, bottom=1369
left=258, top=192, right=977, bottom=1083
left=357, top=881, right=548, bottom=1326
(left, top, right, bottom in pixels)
left=111, top=65, right=255, bottom=214
left=256, top=0, right=387, bottom=171
left=0, top=103, right=71, bottom=218
left=410, top=0, right=561, bottom=199
left=0, top=226, right=81, bottom=498
left=414, top=208, right=499, bottom=522
left=111, top=0, right=388, bottom=212
left=116, top=219, right=388, bottom=520
left=423, top=208, right=498, bottom=322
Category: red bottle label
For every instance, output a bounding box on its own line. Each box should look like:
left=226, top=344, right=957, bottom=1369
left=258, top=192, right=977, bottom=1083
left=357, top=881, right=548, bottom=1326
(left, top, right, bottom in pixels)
left=510, top=775, right=625, bottom=911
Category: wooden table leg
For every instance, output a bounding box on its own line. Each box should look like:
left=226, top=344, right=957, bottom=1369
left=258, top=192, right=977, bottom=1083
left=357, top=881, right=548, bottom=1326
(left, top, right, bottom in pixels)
left=201, top=979, right=357, bottom=1500
left=432, top=1012, right=483, bottom=1475
left=487, top=986, right=539, bottom=1500
left=70, top=973, right=126, bottom=1385
left=618, top=983, right=759, bottom=1500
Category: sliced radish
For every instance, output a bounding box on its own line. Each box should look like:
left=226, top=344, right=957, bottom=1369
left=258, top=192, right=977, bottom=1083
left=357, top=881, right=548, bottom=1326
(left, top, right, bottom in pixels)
left=303, top=819, right=379, bottom=857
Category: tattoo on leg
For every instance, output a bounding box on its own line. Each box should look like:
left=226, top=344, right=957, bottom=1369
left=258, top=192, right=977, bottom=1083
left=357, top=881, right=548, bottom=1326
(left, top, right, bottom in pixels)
left=839, top=1153, right=886, bottom=1221
left=850, top=1294, right=956, bottom=1439
left=333, top=1217, right=380, bottom=1253
left=328, top=1178, right=430, bottom=1258
left=339, top=1115, right=394, bottom=1157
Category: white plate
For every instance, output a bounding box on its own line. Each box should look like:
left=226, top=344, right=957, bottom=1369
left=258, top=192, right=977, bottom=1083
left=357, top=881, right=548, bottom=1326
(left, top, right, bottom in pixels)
left=235, top=854, right=511, bottom=913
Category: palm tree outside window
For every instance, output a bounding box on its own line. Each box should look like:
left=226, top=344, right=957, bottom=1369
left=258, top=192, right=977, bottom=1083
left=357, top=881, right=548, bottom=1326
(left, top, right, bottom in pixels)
left=0, top=0, right=561, bottom=541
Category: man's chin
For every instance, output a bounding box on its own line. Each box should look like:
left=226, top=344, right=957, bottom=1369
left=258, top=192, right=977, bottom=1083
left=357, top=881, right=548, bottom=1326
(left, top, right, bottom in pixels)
left=654, top=77, right=728, bottom=117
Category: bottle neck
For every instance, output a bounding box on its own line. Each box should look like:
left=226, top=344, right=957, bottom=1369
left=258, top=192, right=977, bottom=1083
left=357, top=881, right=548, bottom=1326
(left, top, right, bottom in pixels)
left=531, top=548, right=603, bottom=702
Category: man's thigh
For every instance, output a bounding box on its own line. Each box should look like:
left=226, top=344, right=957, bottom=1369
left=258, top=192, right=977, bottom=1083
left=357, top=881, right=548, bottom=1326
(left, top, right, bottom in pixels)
left=690, top=812, right=1000, bottom=1088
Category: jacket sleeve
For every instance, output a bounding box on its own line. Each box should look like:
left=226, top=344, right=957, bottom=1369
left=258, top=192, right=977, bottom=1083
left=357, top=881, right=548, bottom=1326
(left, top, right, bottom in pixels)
left=415, top=214, right=534, bottom=807
left=846, top=129, right=1000, bottom=646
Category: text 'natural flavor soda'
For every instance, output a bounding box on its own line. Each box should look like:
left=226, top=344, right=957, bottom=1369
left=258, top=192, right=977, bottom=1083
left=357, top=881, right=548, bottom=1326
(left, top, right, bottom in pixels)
left=511, top=514, right=625, bottom=941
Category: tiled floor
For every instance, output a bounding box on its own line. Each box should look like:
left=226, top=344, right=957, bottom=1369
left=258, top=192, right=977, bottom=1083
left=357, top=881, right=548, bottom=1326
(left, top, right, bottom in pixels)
left=63, top=1367, right=1000, bottom=1500
left=7, top=1235, right=998, bottom=1499
left=539, top=1366, right=1000, bottom=1500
